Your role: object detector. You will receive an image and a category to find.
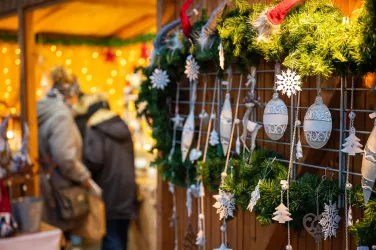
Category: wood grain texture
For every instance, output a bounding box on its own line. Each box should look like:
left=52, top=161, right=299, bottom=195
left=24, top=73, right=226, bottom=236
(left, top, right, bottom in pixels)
left=156, top=0, right=374, bottom=250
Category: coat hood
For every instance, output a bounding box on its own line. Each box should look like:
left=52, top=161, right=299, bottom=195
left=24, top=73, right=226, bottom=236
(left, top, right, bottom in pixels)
left=87, top=109, right=130, bottom=142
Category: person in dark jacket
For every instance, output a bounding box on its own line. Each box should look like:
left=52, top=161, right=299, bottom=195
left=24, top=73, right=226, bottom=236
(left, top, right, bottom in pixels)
left=83, top=95, right=137, bottom=250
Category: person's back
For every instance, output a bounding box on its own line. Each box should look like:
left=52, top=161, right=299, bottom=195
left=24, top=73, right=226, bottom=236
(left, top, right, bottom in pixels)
left=84, top=102, right=137, bottom=250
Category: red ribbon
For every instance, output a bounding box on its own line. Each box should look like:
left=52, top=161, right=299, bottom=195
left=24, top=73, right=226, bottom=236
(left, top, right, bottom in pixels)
left=266, top=0, right=300, bottom=25
left=180, top=0, right=193, bottom=38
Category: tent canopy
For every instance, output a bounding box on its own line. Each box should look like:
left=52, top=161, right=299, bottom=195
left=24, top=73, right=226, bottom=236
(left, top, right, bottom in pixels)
left=0, top=0, right=157, bottom=39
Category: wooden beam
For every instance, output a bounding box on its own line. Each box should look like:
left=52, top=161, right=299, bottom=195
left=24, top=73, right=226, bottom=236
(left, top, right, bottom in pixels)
left=157, top=0, right=175, bottom=30
left=18, top=0, right=39, bottom=196
left=74, top=0, right=155, bottom=10
left=114, top=14, right=155, bottom=38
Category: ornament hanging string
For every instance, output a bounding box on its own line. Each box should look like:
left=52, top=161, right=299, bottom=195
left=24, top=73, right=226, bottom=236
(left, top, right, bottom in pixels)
left=169, top=82, right=182, bottom=161
left=196, top=75, right=208, bottom=151
left=273, top=62, right=281, bottom=92
left=203, top=78, right=218, bottom=162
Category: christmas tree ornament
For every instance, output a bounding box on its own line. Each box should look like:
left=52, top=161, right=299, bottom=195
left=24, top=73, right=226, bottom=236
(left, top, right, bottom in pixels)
left=181, top=81, right=197, bottom=162
left=276, top=69, right=302, bottom=98
left=347, top=206, right=353, bottom=227
left=169, top=83, right=184, bottom=161
left=361, top=111, right=376, bottom=205
left=210, top=130, right=220, bottom=146
left=183, top=223, right=196, bottom=250
left=296, top=139, right=303, bottom=160
left=319, top=200, right=341, bottom=240
left=247, top=180, right=261, bottom=212
left=219, top=42, right=225, bottom=70
left=272, top=203, right=293, bottom=223
left=213, top=190, right=235, bottom=220
left=220, top=92, right=233, bottom=156
left=303, top=213, right=324, bottom=244
left=303, top=95, right=332, bottom=149
left=342, top=132, right=363, bottom=155
left=150, top=68, right=170, bottom=90
left=263, top=63, right=288, bottom=141
left=185, top=55, right=200, bottom=82
left=196, top=0, right=228, bottom=51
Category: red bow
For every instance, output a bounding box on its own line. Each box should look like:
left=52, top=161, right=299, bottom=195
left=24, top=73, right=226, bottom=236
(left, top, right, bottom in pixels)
left=266, top=0, right=300, bottom=25
left=180, top=0, right=193, bottom=38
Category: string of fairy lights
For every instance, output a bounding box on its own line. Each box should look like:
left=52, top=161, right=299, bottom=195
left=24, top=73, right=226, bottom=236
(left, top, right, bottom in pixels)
left=0, top=41, right=156, bottom=165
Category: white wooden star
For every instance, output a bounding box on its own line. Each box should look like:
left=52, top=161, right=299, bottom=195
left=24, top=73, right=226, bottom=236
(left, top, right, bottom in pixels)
left=171, top=114, right=184, bottom=128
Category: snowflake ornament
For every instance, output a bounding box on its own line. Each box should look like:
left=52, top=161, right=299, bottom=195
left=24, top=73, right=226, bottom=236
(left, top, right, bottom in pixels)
left=319, top=200, right=341, bottom=240
left=150, top=68, right=170, bottom=89
left=276, top=69, right=302, bottom=98
left=184, top=55, right=200, bottom=82
left=247, top=180, right=261, bottom=212
left=213, top=190, right=236, bottom=220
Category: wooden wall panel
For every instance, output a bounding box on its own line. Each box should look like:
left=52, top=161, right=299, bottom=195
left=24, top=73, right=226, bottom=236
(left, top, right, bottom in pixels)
left=157, top=0, right=372, bottom=250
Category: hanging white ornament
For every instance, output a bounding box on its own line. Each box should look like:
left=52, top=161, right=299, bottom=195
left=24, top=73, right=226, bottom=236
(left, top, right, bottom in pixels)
left=219, top=42, right=225, bottom=70
left=181, top=110, right=195, bottom=162
left=214, top=243, right=232, bottom=250
left=171, top=114, right=185, bottom=128
left=196, top=229, right=206, bottom=246
left=361, top=112, right=376, bottom=204
left=342, top=133, right=363, bottom=155
left=220, top=93, right=233, bottom=156
left=319, top=200, right=341, bottom=240
left=303, top=95, right=332, bottom=149
left=189, top=149, right=203, bottom=161
left=263, top=93, right=288, bottom=140
left=276, top=69, right=302, bottom=98
left=296, top=139, right=303, bottom=160
left=272, top=203, right=293, bottom=223
left=347, top=206, right=353, bottom=227
left=210, top=130, right=220, bottom=146
left=184, top=55, right=200, bottom=82
left=286, top=245, right=293, bottom=250
left=235, top=136, right=241, bottom=155
left=213, top=190, right=235, bottom=220
left=247, top=180, right=261, bottom=212
left=150, top=68, right=170, bottom=90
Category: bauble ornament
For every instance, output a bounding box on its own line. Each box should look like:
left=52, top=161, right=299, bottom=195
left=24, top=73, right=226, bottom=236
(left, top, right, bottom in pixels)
left=303, top=95, right=332, bottom=149
left=263, top=93, right=288, bottom=140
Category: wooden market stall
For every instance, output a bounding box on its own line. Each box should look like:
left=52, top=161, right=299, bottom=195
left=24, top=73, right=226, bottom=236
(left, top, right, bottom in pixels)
left=153, top=0, right=376, bottom=250
left=0, top=0, right=163, bottom=249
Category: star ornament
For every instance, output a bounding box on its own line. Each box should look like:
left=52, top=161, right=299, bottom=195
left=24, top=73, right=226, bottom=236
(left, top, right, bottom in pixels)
left=213, top=190, right=235, bottom=220
left=276, top=69, right=302, bottom=98
left=150, top=68, right=170, bottom=90
left=171, top=114, right=184, bottom=128
left=184, top=55, right=200, bottom=82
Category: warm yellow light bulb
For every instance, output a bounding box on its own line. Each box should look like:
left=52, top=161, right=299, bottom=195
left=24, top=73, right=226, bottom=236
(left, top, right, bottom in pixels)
left=86, top=75, right=92, bottom=81
left=67, top=68, right=72, bottom=74
left=120, top=59, right=127, bottom=66
left=2, top=47, right=7, bottom=53
left=107, top=78, right=113, bottom=85
left=65, top=59, right=72, bottom=65
left=56, top=51, right=62, bottom=57
left=36, top=89, right=42, bottom=97
left=81, top=67, right=88, bottom=74
left=125, top=74, right=131, bottom=81
left=90, top=87, right=97, bottom=93
left=51, top=45, right=56, bottom=52
left=15, top=48, right=21, bottom=55
left=138, top=58, right=146, bottom=65
left=7, top=86, right=12, bottom=92
left=3, top=68, right=8, bottom=74
left=4, top=92, right=9, bottom=99
left=92, top=52, right=99, bottom=58
left=111, top=70, right=118, bottom=77
left=6, top=131, right=14, bottom=139
left=10, top=107, right=16, bottom=115
left=109, top=88, right=116, bottom=95
left=15, top=59, right=20, bottom=65
left=116, top=50, right=122, bottom=57
left=5, top=79, right=10, bottom=85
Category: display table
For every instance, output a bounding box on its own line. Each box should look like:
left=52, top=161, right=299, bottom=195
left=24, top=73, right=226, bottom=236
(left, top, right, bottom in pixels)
left=0, top=223, right=63, bottom=250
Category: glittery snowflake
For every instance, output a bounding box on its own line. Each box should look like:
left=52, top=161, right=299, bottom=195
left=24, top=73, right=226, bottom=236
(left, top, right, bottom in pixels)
left=319, top=200, right=341, bottom=240
left=276, top=69, right=302, bottom=98
left=213, top=190, right=235, bottom=220
left=150, top=68, right=170, bottom=90
left=184, top=55, right=200, bottom=82
left=247, top=180, right=261, bottom=212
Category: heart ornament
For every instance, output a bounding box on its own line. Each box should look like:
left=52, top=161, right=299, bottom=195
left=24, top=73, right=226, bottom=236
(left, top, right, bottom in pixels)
left=303, top=213, right=324, bottom=243
left=189, top=149, right=202, bottom=161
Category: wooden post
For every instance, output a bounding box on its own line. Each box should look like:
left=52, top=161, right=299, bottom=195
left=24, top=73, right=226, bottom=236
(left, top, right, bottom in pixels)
left=18, top=0, right=39, bottom=196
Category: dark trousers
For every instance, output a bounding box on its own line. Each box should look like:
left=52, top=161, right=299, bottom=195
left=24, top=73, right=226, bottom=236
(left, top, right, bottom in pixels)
left=102, top=219, right=130, bottom=250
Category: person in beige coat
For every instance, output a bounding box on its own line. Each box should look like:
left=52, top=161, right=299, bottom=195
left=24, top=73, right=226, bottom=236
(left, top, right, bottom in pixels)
left=37, top=66, right=100, bottom=235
